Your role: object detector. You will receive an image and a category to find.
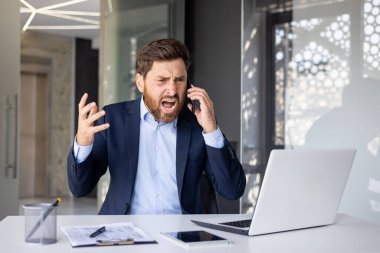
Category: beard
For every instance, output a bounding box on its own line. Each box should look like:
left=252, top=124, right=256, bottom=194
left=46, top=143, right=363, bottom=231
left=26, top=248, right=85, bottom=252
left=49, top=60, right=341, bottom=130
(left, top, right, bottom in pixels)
left=143, top=89, right=185, bottom=123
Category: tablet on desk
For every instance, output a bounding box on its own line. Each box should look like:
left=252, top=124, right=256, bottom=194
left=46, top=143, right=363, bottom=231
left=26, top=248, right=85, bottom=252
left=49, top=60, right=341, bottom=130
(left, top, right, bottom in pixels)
left=160, top=230, right=232, bottom=248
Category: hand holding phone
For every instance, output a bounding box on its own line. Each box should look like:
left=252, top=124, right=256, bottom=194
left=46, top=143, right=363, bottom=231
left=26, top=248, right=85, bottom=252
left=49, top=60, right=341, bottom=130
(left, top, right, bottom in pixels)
left=186, top=80, right=217, bottom=133
left=187, top=77, right=199, bottom=113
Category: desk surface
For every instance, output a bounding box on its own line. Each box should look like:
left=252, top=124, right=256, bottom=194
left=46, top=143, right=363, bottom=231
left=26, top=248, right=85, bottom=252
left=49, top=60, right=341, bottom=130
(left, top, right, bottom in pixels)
left=1, top=213, right=379, bottom=253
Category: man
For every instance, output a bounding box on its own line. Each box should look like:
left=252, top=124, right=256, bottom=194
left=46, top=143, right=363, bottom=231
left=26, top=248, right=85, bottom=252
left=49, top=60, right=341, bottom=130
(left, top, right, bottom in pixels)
left=67, top=38, right=246, bottom=215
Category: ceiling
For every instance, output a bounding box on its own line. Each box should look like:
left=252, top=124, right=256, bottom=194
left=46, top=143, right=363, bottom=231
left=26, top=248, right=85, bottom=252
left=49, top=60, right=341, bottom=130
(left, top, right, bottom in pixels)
left=20, top=0, right=100, bottom=40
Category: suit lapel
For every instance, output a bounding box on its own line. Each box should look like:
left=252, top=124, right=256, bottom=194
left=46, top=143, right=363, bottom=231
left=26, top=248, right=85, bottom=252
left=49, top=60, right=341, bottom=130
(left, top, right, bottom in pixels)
left=124, top=100, right=141, bottom=203
left=176, top=110, right=192, bottom=200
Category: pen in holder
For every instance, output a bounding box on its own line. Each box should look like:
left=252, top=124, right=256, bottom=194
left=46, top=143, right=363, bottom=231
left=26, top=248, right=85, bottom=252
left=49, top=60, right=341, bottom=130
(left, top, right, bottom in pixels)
left=23, top=198, right=61, bottom=245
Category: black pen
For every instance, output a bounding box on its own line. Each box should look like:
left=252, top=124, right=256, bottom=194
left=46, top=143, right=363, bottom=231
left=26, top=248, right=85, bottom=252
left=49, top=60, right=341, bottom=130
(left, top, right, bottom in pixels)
left=90, top=226, right=106, bottom=238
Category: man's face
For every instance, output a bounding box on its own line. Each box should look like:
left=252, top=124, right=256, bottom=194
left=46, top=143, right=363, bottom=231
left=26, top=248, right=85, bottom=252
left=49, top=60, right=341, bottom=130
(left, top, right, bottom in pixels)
left=136, top=58, right=187, bottom=122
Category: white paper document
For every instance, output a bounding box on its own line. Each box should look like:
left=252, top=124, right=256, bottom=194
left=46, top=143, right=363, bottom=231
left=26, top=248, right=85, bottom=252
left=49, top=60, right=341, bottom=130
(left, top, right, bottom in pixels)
left=61, top=222, right=156, bottom=247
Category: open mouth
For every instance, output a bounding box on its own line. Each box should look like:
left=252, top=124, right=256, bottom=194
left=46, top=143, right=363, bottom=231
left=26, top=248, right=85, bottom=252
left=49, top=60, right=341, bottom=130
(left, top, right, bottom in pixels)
left=161, top=99, right=177, bottom=112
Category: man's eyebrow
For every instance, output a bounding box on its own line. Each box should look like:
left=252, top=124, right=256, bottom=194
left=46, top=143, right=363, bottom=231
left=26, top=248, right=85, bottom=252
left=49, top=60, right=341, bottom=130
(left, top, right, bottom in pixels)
left=156, top=75, right=170, bottom=79
left=156, top=75, right=186, bottom=79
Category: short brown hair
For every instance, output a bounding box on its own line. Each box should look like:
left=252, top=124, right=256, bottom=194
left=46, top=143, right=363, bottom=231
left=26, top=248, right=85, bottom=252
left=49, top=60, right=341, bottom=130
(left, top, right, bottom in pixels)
left=136, top=38, right=190, bottom=78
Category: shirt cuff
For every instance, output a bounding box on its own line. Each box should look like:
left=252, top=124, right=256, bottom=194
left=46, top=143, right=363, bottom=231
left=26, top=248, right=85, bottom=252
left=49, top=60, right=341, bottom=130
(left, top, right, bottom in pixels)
left=202, top=127, right=225, bottom=148
left=73, top=137, right=93, bottom=163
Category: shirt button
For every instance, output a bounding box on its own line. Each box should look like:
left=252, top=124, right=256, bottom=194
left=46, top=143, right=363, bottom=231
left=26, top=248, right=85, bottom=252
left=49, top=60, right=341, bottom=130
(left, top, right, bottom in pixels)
left=155, top=147, right=159, bottom=152
left=154, top=170, right=158, bottom=175
left=156, top=193, right=160, bottom=198
left=157, top=125, right=160, bottom=129
left=216, top=136, right=220, bottom=141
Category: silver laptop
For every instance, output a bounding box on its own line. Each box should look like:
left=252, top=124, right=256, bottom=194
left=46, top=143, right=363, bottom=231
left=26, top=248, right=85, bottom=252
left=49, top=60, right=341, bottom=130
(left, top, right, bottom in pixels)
left=192, top=149, right=356, bottom=236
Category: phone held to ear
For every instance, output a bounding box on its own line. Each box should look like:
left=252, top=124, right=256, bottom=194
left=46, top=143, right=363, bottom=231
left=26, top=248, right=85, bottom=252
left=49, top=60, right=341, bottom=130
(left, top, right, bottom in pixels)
left=187, top=77, right=199, bottom=113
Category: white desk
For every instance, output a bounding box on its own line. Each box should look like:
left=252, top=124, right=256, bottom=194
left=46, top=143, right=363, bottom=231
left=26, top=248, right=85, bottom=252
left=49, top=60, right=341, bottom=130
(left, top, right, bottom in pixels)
left=1, top=213, right=379, bottom=253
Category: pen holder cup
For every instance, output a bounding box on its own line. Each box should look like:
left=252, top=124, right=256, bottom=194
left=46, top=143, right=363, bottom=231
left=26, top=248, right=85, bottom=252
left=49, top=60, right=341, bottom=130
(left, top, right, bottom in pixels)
left=23, top=203, right=57, bottom=245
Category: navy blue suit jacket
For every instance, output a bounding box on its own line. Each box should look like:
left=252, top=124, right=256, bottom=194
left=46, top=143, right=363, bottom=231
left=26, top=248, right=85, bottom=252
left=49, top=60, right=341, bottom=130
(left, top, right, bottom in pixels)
left=67, top=98, right=246, bottom=214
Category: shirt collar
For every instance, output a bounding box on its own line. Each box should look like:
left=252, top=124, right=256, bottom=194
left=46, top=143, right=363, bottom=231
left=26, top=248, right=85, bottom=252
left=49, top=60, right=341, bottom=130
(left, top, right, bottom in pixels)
left=140, top=96, right=178, bottom=127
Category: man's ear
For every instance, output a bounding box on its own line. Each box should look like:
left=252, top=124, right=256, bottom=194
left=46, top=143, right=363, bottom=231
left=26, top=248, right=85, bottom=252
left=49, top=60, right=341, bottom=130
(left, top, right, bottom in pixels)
left=135, top=73, right=144, bottom=93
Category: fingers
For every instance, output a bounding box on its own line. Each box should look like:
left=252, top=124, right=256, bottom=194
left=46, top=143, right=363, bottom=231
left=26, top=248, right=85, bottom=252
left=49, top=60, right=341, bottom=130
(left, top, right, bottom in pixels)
left=187, top=87, right=213, bottom=111
left=187, top=86, right=212, bottom=102
left=79, top=102, right=97, bottom=120
left=77, top=93, right=108, bottom=125
left=87, top=110, right=106, bottom=124
left=78, top=93, right=100, bottom=121
left=187, top=86, right=217, bottom=133
left=88, top=104, right=97, bottom=118
left=76, top=93, right=109, bottom=145
left=187, top=103, right=193, bottom=112
left=78, top=93, right=88, bottom=110
left=92, top=123, right=110, bottom=133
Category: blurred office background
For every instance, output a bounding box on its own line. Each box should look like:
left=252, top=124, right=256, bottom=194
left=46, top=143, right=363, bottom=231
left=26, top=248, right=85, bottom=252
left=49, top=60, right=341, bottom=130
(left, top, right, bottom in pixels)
left=0, top=0, right=380, bottom=225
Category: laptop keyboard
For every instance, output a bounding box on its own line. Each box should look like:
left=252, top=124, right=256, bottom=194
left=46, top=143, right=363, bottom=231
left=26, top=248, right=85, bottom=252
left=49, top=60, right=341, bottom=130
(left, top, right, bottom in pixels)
left=219, top=219, right=252, bottom=228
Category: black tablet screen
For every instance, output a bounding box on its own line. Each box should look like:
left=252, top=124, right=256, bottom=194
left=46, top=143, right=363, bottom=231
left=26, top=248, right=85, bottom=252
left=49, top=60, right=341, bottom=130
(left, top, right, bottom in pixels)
left=166, top=230, right=226, bottom=243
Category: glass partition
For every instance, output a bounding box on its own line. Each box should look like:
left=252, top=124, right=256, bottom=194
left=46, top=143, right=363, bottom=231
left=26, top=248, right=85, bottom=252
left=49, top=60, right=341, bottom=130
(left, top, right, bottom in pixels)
left=98, top=0, right=185, bottom=207
left=100, top=0, right=184, bottom=106
left=289, top=0, right=380, bottom=224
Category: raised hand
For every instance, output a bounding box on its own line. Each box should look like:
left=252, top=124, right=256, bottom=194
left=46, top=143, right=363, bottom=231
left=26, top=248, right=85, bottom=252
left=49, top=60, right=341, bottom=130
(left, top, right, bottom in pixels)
left=186, top=85, right=217, bottom=133
left=76, top=93, right=110, bottom=146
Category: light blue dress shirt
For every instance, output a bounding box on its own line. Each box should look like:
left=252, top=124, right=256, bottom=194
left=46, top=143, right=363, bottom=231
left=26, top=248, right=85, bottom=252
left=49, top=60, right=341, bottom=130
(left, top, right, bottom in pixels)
left=73, top=97, right=225, bottom=214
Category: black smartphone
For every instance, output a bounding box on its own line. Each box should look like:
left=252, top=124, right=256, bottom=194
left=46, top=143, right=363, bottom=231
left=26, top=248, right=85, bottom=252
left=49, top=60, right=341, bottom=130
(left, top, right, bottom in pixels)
left=187, top=77, right=199, bottom=113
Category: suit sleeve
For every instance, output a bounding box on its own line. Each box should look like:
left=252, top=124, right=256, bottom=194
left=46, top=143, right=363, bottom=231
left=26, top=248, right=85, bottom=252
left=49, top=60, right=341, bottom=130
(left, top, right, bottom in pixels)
left=204, top=137, right=246, bottom=200
left=67, top=111, right=109, bottom=197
